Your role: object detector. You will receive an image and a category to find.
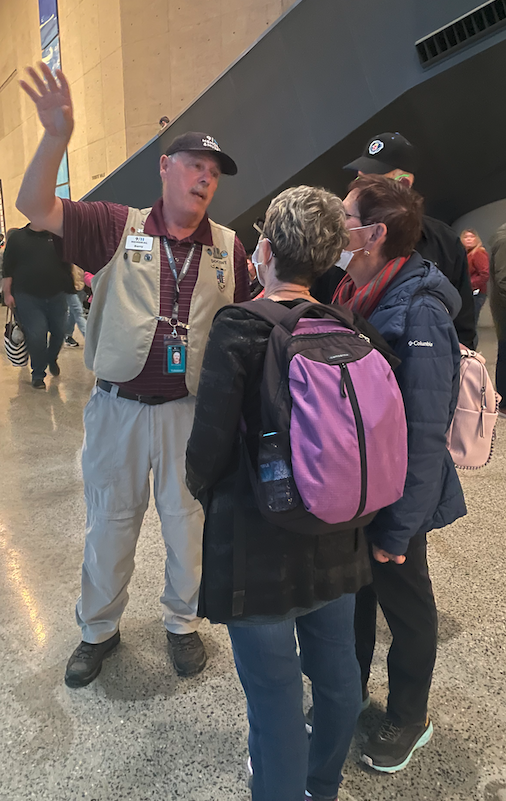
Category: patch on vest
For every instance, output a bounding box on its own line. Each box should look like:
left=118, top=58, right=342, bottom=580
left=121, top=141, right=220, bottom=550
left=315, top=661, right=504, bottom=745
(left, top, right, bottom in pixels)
left=216, top=267, right=226, bottom=291
left=207, top=246, right=227, bottom=259
left=206, top=245, right=230, bottom=290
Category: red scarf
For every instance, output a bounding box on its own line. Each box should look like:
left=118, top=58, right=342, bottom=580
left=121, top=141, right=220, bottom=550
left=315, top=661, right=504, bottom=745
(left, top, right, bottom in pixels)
left=332, top=256, right=408, bottom=318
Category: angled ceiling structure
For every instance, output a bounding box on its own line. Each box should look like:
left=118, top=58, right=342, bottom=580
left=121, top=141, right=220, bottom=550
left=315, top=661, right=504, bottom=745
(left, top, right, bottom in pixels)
left=83, top=0, right=506, bottom=250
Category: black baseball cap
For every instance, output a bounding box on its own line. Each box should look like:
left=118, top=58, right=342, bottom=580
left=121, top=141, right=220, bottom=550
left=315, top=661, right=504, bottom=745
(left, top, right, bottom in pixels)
left=165, top=131, right=238, bottom=175
left=344, top=132, right=418, bottom=176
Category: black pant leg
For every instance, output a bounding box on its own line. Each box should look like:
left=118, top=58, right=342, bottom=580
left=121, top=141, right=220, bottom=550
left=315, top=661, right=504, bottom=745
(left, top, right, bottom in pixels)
left=496, top=339, right=506, bottom=407
left=371, top=531, right=438, bottom=727
left=354, top=583, right=378, bottom=693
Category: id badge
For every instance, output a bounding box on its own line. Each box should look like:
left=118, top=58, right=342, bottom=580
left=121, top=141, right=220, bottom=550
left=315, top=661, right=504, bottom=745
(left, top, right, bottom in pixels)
left=164, top=334, right=187, bottom=374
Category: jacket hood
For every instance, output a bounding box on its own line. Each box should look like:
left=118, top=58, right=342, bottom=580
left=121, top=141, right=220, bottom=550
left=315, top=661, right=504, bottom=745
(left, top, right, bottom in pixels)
left=369, top=251, right=462, bottom=341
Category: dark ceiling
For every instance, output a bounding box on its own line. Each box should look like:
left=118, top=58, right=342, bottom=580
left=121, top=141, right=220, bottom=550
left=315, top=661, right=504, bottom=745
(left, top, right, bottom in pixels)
left=83, top=0, right=506, bottom=253
left=231, top=36, right=506, bottom=250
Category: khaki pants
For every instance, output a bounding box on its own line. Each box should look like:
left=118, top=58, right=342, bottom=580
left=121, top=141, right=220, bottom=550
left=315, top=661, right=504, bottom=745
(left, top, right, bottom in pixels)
left=77, top=385, right=204, bottom=643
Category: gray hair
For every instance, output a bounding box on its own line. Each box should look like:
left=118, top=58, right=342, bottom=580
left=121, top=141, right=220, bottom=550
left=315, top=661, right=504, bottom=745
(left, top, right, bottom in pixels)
left=263, top=185, right=349, bottom=286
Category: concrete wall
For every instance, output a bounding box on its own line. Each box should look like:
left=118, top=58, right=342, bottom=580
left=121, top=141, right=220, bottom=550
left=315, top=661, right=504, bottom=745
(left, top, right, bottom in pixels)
left=59, top=0, right=127, bottom=203
left=0, top=0, right=44, bottom=230
left=0, top=0, right=291, bottom=227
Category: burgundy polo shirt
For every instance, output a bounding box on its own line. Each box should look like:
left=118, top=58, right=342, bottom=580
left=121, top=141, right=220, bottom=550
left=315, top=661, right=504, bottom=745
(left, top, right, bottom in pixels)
left=58, top=197, right=249, bottom=398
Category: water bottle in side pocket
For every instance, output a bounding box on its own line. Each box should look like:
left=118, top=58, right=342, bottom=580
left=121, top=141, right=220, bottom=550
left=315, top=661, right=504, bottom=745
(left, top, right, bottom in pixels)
left=258, top=432, right=301, bottom=512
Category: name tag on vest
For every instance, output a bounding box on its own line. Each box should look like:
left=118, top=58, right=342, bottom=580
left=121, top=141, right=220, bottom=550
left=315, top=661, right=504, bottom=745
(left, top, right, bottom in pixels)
left=125, top=235, right=154, bottom=251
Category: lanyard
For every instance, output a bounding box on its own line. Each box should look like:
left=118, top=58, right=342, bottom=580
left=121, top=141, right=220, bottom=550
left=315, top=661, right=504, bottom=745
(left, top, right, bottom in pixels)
left=161, top=238, right=196, bottom=336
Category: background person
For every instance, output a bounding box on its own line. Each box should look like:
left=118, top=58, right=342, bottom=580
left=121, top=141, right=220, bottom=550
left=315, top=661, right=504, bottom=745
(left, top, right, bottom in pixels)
left=2, top=222, right=72, bottom=388
left=335, top=175, right=466, bottom=774
left=17, top=62, right=249, bottom=686
left=64, top=265, right=87, bottom=346
left=460, top=228, right=490, bottom=334
left=312, top=132, right=476, bottom=349
left=186, top=186, right=371, bottom=801
left=490, top=223, right=506, bottom=418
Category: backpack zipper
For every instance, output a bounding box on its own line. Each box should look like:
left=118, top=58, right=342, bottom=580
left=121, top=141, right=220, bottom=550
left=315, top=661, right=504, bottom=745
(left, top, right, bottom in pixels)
left=340, top=364, right=368, bottom=518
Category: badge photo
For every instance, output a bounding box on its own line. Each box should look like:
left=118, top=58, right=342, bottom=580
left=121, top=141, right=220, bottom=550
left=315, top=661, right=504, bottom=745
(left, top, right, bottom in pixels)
left=164, top=334, right=187, bottom=374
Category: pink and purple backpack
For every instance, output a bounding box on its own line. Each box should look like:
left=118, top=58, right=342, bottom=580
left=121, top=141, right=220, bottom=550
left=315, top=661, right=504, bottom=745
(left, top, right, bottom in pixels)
left=239, top=300, right=408, bottom=535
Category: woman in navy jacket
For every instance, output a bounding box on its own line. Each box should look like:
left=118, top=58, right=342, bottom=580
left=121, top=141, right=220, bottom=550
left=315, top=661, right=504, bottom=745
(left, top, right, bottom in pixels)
left=335, top=175, right=466, bottom=774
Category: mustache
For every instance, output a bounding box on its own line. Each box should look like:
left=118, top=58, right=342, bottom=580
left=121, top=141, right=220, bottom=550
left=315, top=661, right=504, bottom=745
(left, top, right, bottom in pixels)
left=190, top=187, right=207, bottom=200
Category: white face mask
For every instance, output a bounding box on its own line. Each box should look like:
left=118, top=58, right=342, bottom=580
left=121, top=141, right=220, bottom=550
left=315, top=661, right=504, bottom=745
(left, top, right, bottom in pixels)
left=336, top=249, right=361, bottom=271
left=338, top=223, right=377, bottom=270
left=252, top=238, right=273, bottom=286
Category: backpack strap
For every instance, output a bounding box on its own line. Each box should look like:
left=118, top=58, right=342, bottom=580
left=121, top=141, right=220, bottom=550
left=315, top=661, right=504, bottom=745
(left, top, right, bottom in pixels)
left=236, top=298, right=357, bottom=333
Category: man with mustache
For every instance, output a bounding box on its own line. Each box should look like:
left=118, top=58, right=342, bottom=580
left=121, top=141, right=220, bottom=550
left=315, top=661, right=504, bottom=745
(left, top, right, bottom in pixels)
left=17, top=63, right=249, bottom=687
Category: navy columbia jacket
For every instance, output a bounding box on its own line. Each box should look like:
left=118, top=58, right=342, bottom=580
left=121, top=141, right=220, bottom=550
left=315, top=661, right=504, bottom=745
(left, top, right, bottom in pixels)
left=365, top=252, right=467, bottom=555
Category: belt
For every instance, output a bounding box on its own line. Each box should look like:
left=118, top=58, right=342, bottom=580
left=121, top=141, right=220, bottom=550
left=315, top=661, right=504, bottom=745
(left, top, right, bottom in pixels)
left=97, top=379, right=173, bottom=405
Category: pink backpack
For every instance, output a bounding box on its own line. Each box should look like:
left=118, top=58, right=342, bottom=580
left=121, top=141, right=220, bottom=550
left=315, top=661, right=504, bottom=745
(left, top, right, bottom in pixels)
left=446, top=346, right=501, bottom=469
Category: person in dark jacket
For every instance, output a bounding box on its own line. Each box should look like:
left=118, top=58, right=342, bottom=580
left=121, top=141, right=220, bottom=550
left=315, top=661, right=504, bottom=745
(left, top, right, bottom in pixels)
left=334, top=175, right=466, bottom=774
left=312, top=132, right=476, bottom=348
left=489, top=223, right=506, bottom=417
left=2, top=223, right=74, bottom=387
left=186, top=186, right=373, bottom=801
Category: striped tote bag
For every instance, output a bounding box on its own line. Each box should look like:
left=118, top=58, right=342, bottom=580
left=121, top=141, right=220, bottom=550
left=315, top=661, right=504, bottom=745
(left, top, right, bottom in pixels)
left=4, top=307, right=28, bottom=366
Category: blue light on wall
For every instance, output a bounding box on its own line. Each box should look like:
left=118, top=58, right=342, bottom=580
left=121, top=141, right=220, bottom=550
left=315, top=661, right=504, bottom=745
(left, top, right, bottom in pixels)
left=38, top=0, right=70, bottom=199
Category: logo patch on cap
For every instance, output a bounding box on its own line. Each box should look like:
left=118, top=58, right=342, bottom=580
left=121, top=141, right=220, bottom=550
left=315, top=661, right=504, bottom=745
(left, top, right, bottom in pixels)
left=368, top=139, right=385, bottom=156
left=202, top=135, right=220, bottom=152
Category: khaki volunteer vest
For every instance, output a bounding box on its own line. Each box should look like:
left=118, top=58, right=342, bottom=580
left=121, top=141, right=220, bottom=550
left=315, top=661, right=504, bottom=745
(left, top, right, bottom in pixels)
left=84, top=206, right=236, bottom=395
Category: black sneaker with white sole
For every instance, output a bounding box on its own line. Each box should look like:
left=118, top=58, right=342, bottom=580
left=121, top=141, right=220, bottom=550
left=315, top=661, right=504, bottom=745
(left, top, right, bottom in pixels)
left=361, top=716, right=433, bottom=773
left=65, top=631, right=120, bottom=688
left=65, top=336, right=79, bottom=347
left=166, top=630, right=207, bottom=676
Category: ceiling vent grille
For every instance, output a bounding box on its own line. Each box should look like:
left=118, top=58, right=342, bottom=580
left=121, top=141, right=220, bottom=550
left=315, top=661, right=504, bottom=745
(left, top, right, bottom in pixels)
left=416, top=0, right=506, bottom=67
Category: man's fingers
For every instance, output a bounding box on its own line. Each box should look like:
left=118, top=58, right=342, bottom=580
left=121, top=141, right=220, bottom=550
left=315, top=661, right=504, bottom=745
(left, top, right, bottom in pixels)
left=25, top=66, right=49, bottom=96
left=39, top=61, right=59, bottom=92
left=55, top=69, right=71, bottom=100
left=19, top=80, right=41, bottom=103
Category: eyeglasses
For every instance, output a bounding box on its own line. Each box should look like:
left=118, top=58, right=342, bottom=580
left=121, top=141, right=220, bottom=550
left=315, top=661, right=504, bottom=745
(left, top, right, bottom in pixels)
left=345, top=212, right=362, bottom=223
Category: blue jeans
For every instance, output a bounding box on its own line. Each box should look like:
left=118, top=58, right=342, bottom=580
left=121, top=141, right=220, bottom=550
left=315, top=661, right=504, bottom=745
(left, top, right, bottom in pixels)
left=227, top=595, right=361, bottom=801
left=14, top=292, right=68, bottom=380
left=65, top=292, right=87, bottom=338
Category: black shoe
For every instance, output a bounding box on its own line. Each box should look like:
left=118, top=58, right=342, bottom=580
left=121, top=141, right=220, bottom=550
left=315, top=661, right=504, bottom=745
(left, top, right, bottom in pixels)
left=305, top=687, right=370, bottom=734
left=65, top=631, right=120, bottom=688
left=166, top=630, right=207, bottom=676
left=65, top=336, right=79, bottom=347
left=31, top=378, right=46, bottom=389
left=361, top=716, right=433, bottom=773
left=49, top=361, right=60, bottom=376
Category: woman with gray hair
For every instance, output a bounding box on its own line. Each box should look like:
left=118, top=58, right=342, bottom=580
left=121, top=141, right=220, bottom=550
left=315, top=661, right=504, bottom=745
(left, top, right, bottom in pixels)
left=186, top=186, right=372, bottom=801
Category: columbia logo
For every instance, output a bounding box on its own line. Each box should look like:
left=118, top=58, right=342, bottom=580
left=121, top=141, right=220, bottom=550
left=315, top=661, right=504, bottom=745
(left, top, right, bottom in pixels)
left=408, top=340, right=433, bottom=347
left=328, top=353, right=351, bottom=360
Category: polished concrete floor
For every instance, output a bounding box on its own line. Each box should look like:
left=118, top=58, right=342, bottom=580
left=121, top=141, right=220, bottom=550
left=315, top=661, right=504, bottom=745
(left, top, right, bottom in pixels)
left=1, top=324, right=505, bottom=801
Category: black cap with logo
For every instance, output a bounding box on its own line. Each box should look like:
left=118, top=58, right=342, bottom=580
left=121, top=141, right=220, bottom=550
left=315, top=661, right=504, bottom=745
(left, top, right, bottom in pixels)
left=165, top=131, right=238, bottom=175
left=344, top=132, right=418, bottom=176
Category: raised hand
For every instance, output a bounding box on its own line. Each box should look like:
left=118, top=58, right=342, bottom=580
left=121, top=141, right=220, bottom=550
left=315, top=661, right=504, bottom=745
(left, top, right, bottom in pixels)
left=19, top=62, right=74, bottom=141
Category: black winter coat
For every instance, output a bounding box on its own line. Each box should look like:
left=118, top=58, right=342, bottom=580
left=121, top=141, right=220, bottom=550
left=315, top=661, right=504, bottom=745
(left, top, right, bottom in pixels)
left=186, top=301, right=371, bottom=623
